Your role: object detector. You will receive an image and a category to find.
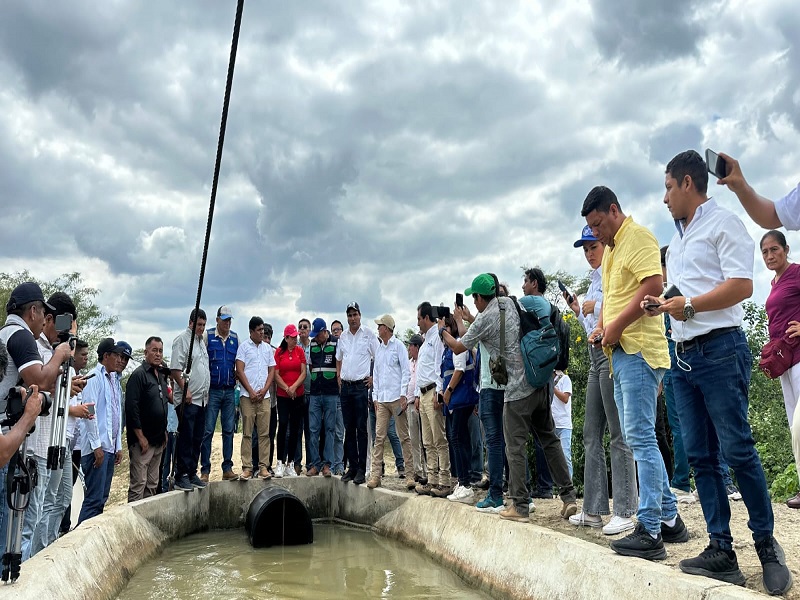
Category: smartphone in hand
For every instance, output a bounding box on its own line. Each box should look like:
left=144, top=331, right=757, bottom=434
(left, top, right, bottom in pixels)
left=455, top=293, right=464, bottom=308
left=557, top=280, right=574, bottom=304
left=705, top=148, right=727, bottom=179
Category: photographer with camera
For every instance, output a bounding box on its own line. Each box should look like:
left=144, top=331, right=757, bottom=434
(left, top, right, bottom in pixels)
left=0, top=283, right=73, bottom=565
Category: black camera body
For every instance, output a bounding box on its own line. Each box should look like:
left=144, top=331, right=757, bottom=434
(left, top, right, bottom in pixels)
left=2, top=387, right=51, bottom=429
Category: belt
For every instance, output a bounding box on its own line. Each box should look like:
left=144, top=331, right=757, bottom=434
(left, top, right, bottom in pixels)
left=341, top=379, right=366, bottom=385
left=419, top=382, right=436, bottom=395
left=210, top=384, right=235, bottom=390
left=676, top=326, right=740, bottom=354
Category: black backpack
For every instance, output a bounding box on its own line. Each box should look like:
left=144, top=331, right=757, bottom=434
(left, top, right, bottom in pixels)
left=550, top=303, right=570, bottom=371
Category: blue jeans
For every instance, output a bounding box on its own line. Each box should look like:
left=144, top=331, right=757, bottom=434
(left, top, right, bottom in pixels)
left=334, top=398, right=344, bottom=472
left=368, top=405, right=404, bottom=471
left=309, top=395, right=337, bottom=469
left=160, top=432, right=176, bottom=492
left=479, top=388, right=506, bottom=500
left=0, top=464, right=7, bottom=559
left=468, top=410, right=484, bottom=482
left=672, top=329, right=773, bottom=547
left=201, top=387, right=235, bottom=474
left=21, top=454, right=49, bottom=562
left=555, top=427, right=573, bottom=479
left=611, top=349, right=676, bottom=536
left=78, top=451, right=116, bottom=524
left=340, top=381, right=369, bottom=473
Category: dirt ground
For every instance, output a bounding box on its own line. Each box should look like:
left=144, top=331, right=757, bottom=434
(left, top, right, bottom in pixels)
left=106, top=433, right=800, bottom=598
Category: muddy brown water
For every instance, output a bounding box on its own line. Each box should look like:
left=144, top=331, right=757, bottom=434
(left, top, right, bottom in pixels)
left=116, top=523, right=491, bottom=599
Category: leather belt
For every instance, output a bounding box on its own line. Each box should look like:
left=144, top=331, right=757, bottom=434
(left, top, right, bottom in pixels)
left=419, top=382, right=436, bottom=395
left=676, top=326, right=740, bottom=354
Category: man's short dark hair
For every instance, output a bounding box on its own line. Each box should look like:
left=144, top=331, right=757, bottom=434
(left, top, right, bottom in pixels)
left=417, top=302, right=435, bottom=322
left=524, top=267, right=547, bottom=294
left=8, top=301, right=38, bottom=318
left=190, top=308, right=207, bottom=324
left=75, top=338, right=89, bottom=351
left=299, top=318, right=311, bottom=327
left=45, top=292, right=77, bottom=320
left=264, top=323, right=273, bottom=338
left=660, top=245, right=668, bottom=267
left=666, top=150, right=708, bottom=194
left=145, top=336, right=162, bottom=348
left=249, top=316, right=264, bottom=332
left=581, top=186, right=620, bottom=217
left=331, top=320, right=343, bottom=331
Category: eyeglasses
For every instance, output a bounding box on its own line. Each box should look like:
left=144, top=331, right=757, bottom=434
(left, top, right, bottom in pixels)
left=298, top=324, right=309, bottom=330
left=332, top=327, right=342, bottom=333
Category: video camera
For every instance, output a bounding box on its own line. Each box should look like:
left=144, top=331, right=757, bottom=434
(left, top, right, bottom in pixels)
left=1, top=387, right=51, bottom=429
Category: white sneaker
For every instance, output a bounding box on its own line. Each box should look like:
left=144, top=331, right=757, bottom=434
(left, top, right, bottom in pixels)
left=274, top=461, right=284, bottom=478
left=602, top=515, right=635, bottom=535
left=529, top=500, right=536, bottom=514
left=286, top=465, right=298, bottom=478
left=446, top=483, right=463, bottom=500
left=568, top=512, right=603, bottom=528
left=448, top=484, right=474, bottom=504
left=677, top=489, right=698, bottom=504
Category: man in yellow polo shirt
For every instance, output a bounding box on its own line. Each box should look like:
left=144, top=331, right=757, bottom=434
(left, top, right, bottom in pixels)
left=581, top=185, right=689, bottom=561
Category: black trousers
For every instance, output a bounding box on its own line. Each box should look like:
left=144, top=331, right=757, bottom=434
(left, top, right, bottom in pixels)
left=340, top=381, right=369, bottom=473
left=176, top=402, right=205, bottom=478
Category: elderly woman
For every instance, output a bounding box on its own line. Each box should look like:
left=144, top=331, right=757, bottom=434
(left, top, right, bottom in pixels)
left=760, top=230, right=800, bottom=509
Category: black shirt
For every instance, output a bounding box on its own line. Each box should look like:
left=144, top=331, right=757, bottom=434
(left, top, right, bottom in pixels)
left=125, top=362, right=169, bottom=447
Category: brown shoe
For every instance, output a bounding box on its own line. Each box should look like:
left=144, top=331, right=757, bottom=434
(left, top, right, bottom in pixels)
left=240, top=469, right=253, bottom=480
left=415, top=483, right=432, bottom=495
left=322, top=465, right=332, bottom=477
left=787, top=492, right=800, bottom=509
left=306, top=467, right=320, bottom=477
left=200, top=473, right=209, bottom=483
left=367, top=477, right=381, bottom=489
left=258, top=468, right=272, bottom=480
left=222, top=470, right=239, bottom=481
left=405, top=476, right=417, bottom=490
left=295, top=464, right=302, bottom=475
left=499, top=506, right=529, bottom=522
left=561, top=501, right=578, bottom=519
left=430, top=485, right=452, bottom=498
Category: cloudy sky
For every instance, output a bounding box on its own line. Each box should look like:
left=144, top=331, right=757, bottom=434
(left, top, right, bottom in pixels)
left=1, top=0, right=798, bottom=349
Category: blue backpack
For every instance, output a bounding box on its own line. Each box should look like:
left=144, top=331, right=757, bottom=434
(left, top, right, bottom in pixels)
left=510, top=296, right=559, bottom=389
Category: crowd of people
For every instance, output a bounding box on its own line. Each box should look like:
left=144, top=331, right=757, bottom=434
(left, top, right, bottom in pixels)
left=0, top=150, right=797, bottom=595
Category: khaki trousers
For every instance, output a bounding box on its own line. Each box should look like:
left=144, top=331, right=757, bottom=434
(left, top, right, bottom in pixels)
left=241, top=395, right=271, bottom=470
left=371, top=399, right=414, bottom=478
left=407, top=403, right=427, bottom=478
left=418, top=387, right=450, bottom=485
left=128, top=440, right=165, bottom=502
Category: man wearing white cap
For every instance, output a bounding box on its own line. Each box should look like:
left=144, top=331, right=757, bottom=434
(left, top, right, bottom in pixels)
left=368, top=315, right=416, bottom=490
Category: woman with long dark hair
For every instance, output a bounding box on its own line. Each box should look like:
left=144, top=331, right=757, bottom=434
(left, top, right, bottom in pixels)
left=760, top=230, right=800, bottom=508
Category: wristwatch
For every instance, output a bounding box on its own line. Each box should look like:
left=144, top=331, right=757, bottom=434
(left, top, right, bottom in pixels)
left=683, top=297, right=695, bottom=320
left=447, top=387, right=454, bottom=393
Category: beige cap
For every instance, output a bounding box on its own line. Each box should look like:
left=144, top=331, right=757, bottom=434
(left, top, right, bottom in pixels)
left=374, top=314, right=395, bottom=331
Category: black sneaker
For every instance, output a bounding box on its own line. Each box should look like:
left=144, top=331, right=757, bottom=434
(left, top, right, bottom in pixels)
left=341, top=469, right=356, bottom=483
left=755, top=536, right=793, bottom=595
left=174, top=475, right=193, bottom=492
left=679, top=540, right=745, bottom=585
left=661, top=514, right=689, bottom=543
left=353, top=470, right=366, bottom=485
left=190, top=474, right=208, bottom=489
left=610, top=523, right=667, bottom=561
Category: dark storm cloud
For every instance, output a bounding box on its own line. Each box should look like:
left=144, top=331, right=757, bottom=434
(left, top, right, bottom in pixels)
left=589, top=0, right=706, bottom=67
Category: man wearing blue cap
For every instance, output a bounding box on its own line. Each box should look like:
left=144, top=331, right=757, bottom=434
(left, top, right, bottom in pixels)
left=202, top=305, right=239, bottom=482
left=307, top=318, right=338, bottom=477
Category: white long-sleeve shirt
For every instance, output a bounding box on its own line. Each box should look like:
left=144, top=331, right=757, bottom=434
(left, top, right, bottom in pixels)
left=414, top=326, right=443, bottom=397
left=373, top=336, right=410, bottom=402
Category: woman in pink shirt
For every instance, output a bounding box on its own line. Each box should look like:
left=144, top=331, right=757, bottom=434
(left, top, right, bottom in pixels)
left=761, top=230, right=800, bottom=508
left=272, top=324, right=307, bottom=478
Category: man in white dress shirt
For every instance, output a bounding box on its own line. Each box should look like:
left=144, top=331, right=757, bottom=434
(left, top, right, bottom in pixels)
left=367, top=315, right=415, bottom=490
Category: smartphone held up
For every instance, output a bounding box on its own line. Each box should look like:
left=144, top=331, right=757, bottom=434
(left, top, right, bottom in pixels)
left=705, top=148, right=727, bottom=180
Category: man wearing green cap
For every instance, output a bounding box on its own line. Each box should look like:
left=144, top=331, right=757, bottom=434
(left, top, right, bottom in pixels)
left=444, top=273, right=577, bottom=523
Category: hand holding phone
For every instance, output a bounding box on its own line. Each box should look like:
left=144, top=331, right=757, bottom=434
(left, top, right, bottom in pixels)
left=455, top=293, right=464, bottom=308
left=644, top=302, right=662, bottom=311
left=663, top=284, right=682, bottom=300
left=557, top=280, right=574, bottom=304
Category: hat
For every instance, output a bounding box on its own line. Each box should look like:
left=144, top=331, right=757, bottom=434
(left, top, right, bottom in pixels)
left=408, top=334, right=424, bottom=347
left=346, top=301, right=360, bottom=313
left=114, top=340, right=133, bottom=359
left=217, top=305, right=233, bottom=320
left=284, top=324, right=299, bottom=338
left=464, top=273, right=496, bottom=297
left=374, top=314, right=395, bottom=330
left=573, top=225, right=599, bottom=248
left=309, top=317, right=327, bottom=338
left=97, top=337, right=122, bottom=359
left=5, top=282, right=55, bottom=313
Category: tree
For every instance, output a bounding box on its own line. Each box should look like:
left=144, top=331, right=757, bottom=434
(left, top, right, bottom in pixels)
left=0, top=271, right=118, bottom=368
